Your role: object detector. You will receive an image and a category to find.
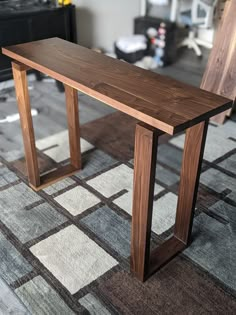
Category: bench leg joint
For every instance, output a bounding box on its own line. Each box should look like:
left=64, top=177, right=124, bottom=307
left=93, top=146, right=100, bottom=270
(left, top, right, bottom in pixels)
left=131, top=121, right=208, bottom=281
left=12, top=62, right=81, bottom=191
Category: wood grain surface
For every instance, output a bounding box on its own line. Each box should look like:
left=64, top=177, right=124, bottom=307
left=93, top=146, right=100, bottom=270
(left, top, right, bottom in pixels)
left=131, top=122, right=161, bottom=281
left=12, top=61, right=40, bottom=188
left=11, top=62, right=82, bottom=191
left=2, top=38, right=232, bottom=135
left=201, top=0, right=236, bottom=123
left=131, top=122, right=189, bottom=281
left=174, top=121, right=208, bottom=244
left=65, top=84, right=81, bottom=169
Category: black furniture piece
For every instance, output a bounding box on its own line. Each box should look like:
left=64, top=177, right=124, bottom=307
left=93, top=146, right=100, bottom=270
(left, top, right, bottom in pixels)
left=0, top=3, right=77, bottom=82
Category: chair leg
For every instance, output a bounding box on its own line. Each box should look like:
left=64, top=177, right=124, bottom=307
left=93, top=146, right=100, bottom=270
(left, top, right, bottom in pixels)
left=195, top=38, right=213, bottom=49
left=65, top=84, right=81, bottom=169
left=191, top=40, right=202, bottom=57
left=131, top=121, right=208, bottom=281
left=12, top=61, right=40, bottom=188
left=178, top=33, right=202, bottom=57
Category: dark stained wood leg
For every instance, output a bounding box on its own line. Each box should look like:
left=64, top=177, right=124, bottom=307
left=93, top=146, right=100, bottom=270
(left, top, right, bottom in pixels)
left=174, top=121, right=209, bottom=245
left=65, top=84, right=81, bottom=169
left=131, top=122, right=160, bottom=281
left=12, top=61, right=40, bottom=188
left=131, top=121, right=208, bottom=282
left=12, top=61, right=81, bottom=191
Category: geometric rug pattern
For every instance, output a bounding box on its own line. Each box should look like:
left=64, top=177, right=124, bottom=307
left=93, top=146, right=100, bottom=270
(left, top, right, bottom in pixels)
left=0, top=81, right=236, bottom=313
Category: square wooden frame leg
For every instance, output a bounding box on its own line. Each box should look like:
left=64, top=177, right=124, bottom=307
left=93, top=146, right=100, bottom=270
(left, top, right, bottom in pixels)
left=12, top=61, right=81, bottom=191
left=131, top=121, right=208, bottom=281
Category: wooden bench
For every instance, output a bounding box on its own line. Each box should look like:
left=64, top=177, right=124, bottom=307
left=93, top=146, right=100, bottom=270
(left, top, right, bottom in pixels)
left=2, top=37, right=233, bottom=282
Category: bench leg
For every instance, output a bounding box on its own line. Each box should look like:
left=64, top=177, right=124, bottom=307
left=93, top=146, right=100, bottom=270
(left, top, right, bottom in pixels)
left=174, top=121, right=208, bottom=244
left=131, top=121, right=208, bottom=281
left=12, top=61, right=81, bottom=191
left=12, top=61, right=40, bottom=188
left=65, top=84, right=81, bottom=169
left=130, top=122, right=159, bottom=281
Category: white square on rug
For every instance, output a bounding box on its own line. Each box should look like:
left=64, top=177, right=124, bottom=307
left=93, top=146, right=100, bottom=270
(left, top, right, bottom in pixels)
left=87, top=164, right=163, bottom=199
left=170, top=125, right=235, bottom=162
left=36, top=130, right=94, bottom=162
left=30, top=225, right=118, bottom=294
left=114, top=191, right=177, bottom=235
left=87, top=164, right=133, bottom=198
left=54, top=186, right=100, bottom=216
left=113, top=184, right=164, bottom=216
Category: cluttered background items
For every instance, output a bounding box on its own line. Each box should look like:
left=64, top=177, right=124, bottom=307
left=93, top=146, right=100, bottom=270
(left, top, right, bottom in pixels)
left=115, top=18, right=176, bottom=69
left=0, top=0, right=217, bottom=71
left=115, top=0, right=176, bottom=69
left=0, top=0, right=70, bottom=9
left=114, top=0, right=217, bottom=69
left=115, top=11, right=177, bottom=70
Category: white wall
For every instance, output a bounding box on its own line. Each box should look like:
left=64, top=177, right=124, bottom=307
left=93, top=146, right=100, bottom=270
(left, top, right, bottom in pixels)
left=72, top=0, right=141, bottom=52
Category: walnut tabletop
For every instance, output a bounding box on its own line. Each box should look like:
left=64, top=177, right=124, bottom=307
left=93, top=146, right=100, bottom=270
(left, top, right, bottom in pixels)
left=2, top=37, right=232, bottom=135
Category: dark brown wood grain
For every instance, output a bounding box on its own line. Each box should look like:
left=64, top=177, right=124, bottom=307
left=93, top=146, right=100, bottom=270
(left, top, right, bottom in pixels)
left=131, top=119, right=209, bottom=281
left=201, top=0, right=236, bottom=123
left=174, top=121, right=208, bottom=244
left=11, top=61, right=82, bottom=191
left=65, top=84, right=81, bottom=169
left=32, top=164, right=79, bottom=191
left=2, top=38, right=232, bottom=134
left=131, top=122, right=162, bottom=281
left=12, top=61, right=40, bottom=188
left=131, top=122, right=189, bottom=281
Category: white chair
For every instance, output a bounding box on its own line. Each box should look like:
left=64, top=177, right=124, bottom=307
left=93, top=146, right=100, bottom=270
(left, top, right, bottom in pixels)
left=179, top=0, right=218, bottom=57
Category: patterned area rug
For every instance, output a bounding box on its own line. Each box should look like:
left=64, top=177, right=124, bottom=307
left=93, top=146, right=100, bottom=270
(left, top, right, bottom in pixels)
left=0, top=81, right=236, bottom=314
